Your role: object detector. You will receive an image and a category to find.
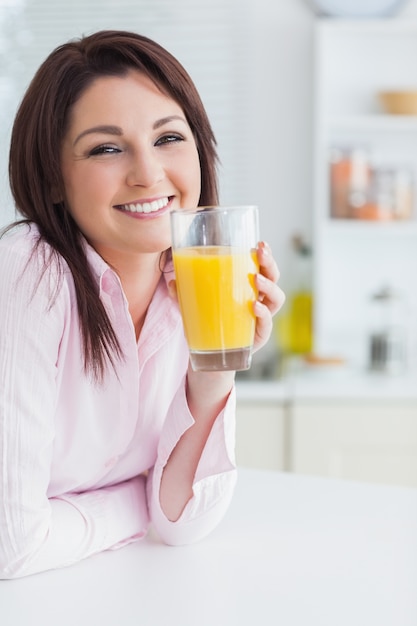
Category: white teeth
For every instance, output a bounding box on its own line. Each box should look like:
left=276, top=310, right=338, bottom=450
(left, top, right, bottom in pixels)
left=121, top=197, right=169, bottom=214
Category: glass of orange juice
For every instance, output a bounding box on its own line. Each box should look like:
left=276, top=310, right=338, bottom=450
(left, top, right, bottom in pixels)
left=170, top=205, right=259, bottom=371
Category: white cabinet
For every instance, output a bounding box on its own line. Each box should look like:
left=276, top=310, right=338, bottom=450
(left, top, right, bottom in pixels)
left=235, top=400, right=286, bottom=471
left=236, top=379, right=417, bottom=487
left=289, top=399, right=417, bottom=487
left=313, top=19, right=417, bottom=369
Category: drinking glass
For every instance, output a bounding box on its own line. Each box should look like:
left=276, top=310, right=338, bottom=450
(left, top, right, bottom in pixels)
left=170, top=205, right=259, bottom=371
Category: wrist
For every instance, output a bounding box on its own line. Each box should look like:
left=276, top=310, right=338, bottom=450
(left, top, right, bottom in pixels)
left=186, top=366, right=235, bottom=418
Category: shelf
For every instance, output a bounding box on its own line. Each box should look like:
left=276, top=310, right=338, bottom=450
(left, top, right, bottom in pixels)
left=237, top=366, right=417, bottom=401
left=328, top=114, right=417, bottom=133
left=322, top=218, right=417, bottom=235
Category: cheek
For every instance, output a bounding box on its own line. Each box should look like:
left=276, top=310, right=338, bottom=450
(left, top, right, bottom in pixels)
left=63, top=167, right=104, bottom=216
left=182, top=148, right=202, bottom=203
left=62, top=183, right=99, bottom=239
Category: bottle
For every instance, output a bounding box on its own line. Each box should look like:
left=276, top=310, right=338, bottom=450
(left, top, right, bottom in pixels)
left=288, top=235, right=313, bottom=355
left=392, top=166, right=414, bottom=220
left=329, top=145, right=371, bottom=219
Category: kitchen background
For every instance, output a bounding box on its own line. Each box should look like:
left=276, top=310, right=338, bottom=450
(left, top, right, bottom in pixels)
left=1, top=0, right=417, bottom=486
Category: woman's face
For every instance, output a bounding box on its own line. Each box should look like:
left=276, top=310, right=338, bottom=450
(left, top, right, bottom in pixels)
left=60, top=70, right=201, bottom=264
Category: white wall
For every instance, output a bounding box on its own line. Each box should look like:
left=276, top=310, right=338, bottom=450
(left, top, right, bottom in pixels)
left=245, top=0, right=314, bottom=291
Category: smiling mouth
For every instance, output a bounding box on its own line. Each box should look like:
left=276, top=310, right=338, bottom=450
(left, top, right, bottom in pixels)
left=116, top=196, right=171, bottom=214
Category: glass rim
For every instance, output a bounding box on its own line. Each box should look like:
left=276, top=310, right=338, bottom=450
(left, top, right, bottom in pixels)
left=170, top=204, right=258, bottom=216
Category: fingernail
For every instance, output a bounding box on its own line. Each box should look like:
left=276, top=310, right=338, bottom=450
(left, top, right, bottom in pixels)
left=260, top=241, right=270, bottom=255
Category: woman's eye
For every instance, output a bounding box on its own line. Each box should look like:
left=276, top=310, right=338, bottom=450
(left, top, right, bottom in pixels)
left=155, top=134, right=184, bottom=146
left=89, top=144, right=121, bottom=156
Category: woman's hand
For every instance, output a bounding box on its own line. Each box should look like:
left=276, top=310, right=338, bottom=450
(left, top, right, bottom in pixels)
left=167, top=239, right=285, bottom=355
left=253, top=241, right=286, bottom=353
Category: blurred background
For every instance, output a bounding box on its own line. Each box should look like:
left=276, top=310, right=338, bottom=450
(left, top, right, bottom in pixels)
left=1, top=0, right=311, bottom=285
left=1, top=0, right=417, bottom=487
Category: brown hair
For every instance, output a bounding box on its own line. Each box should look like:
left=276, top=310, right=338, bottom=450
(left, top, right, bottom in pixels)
left=8, top=30, right=219, bottom=380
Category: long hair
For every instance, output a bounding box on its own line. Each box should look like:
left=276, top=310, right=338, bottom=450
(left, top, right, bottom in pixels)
left=8, top=30, right=219, bottom=380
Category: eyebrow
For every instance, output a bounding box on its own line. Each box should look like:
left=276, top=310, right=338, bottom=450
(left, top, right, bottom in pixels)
left=73, top=125, right=122, bottom=146
left=73, top=115, right=188, bottom=146
left=153, top=115, right=187, bottom=129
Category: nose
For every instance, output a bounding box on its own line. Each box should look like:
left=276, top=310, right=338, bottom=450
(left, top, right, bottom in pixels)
left=126, top=147, right=164, bottom=188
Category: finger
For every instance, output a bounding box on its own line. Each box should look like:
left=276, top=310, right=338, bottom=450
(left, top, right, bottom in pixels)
left=252, top=300, right=273, bottom=352
left=255, top=273, right=286, bottom=316
left=257, top=241, right=280, bottom=284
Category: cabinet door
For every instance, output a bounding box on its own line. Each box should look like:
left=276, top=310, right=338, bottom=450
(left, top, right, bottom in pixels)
left=235, top=401, right=285, bottom=471
left=290, top=401, right=417, bottom=487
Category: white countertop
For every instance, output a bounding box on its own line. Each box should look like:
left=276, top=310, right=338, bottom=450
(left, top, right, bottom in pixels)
left=236, top=362, right=417, bottom=402
left=1, top=468, right=416, bottom=626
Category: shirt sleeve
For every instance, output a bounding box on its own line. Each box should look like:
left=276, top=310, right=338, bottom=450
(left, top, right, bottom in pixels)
left=0, top=242, right=149, bottom=579
left=147, top=378, right=238, bottom=546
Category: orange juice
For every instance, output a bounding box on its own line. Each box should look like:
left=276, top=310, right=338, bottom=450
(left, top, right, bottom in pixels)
left=173, top=245, right=259, bottom=354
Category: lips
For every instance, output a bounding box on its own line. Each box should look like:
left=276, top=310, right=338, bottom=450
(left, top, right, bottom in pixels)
left=116, top=196, right=170, bottom=214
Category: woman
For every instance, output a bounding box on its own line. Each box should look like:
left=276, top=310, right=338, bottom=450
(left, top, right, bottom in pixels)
left=0, top=30, right=284, bottom=578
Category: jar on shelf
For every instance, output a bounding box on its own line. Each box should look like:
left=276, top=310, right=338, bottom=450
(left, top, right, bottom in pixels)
left=353, top=165, right=415, bottom=221
left=353, top=166, right=395, bottom=221
left=392, top=166, right=414, bottom=220
left=330, top=147, right=415, bottom=221
left=329, top=145, right=371, bottom=219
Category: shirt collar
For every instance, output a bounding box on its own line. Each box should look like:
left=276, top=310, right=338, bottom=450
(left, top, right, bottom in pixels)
left=81, top=237, right=176, bottom=294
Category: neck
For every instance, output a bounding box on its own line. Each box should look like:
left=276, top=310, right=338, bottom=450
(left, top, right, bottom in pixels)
left=113, top=251, right=166, bottom=340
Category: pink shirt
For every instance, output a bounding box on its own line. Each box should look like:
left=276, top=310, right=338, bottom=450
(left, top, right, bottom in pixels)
left=0, top=224, right=237, bottom=579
